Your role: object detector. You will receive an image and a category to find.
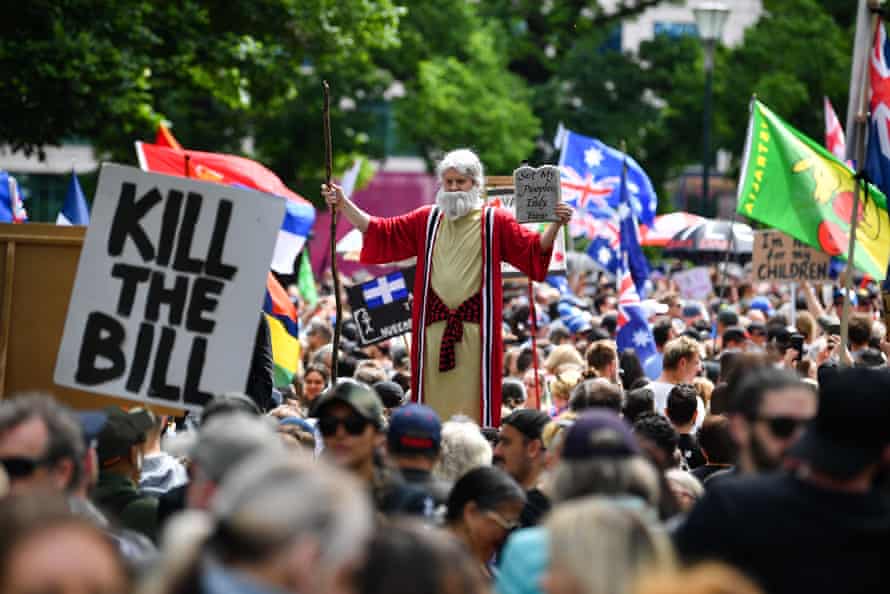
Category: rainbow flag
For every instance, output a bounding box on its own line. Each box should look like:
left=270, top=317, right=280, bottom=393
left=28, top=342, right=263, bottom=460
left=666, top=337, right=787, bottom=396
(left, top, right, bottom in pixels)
left=264, top=272, right=302, bottom=386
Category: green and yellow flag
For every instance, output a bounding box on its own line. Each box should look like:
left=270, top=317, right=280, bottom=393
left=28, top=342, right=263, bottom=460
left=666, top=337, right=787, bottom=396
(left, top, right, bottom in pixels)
left=737, top=100, right=890, bottom=280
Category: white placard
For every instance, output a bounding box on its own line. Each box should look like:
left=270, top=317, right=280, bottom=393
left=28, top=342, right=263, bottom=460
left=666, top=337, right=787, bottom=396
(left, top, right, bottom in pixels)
left=54, top=164, right=286, bottom=411
left=513, top=164, right=561, bottom=223
left=673, top=267, right=713, bottom=301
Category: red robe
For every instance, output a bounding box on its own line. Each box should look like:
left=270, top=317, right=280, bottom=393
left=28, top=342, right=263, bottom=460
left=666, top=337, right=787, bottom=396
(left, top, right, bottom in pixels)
left=360, top=205, right=552, bottom=426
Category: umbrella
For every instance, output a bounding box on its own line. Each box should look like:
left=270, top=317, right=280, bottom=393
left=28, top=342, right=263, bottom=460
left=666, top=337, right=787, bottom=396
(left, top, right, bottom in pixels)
left=663, top=220, right=754, bottom=257
left=640, top=212, right=707, bottom=246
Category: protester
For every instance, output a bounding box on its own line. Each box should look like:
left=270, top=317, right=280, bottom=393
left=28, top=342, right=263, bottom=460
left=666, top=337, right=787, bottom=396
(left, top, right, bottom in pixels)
left=324, top=148, right=572, bottom=426
left=569, top=378, right=623, bottom=414
left=0, top=495, right=129, bottom=594
left=541, top=498, right=674, bottom=594
left=434, top=417, right=493, bottom=482
left=633, top=413, right=680, bottom=472
left=137, top=411, right=187, bottom=497
left=675, top=367, right=890, bottom=593
left=494, top=409, right=552, bottom=527
left=633, top=563, right=763, bottom=594
left=622, top=386, right=655, bottom=424
left=300, top=363, right=330, bottom=412
left=665, top=385, right=706, bottom=470
left=445, top=465, right=526, bottom=580
left=585, top=340, right=620, bottom=383
left=690, top=415, right=736, bottom=484
left=387, top=404, right=452, bottom=507
left=649, top=337, right=706, bottom=431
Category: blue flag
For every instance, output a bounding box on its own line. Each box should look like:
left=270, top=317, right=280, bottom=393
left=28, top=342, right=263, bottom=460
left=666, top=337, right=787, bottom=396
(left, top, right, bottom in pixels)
left=57, top=172, right=90, bottom=225
left=618, top=158, right=650, bottom=297
left=558, top=128, right=657, bottom=227
left=361, top=272, right=409, bottom=309
left=0, top=171, right=26, bottom=223
left=865, top=23, right=890, bottom=285
left=615, top=262, right=657, bottom=363
left=584, top=218, right=620, bottom=276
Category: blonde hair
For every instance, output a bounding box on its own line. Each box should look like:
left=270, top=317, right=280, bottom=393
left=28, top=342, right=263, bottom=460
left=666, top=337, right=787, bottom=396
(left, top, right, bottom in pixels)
left=546, top=344, right=586, bottom=374
left=662, top=336, right=700, bottom=371
left=692, top=377, right=714, bottom=409
left=546, top=498, right=675, bottom=594
left=548, top=367, right=583, bottom=402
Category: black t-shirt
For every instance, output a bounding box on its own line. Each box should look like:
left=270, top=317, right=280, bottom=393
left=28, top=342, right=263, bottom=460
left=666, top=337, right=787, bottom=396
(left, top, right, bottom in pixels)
left=519, top=487, right=551, bottom=528
left=690, top=464, right=732, bottom=485
left=674, top=471, right=890, bottom=594
left=678, top=433, right=706, bottom=470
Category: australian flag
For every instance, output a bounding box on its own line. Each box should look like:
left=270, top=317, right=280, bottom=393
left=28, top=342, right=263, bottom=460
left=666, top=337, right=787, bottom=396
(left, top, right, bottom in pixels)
left=616, top=260, right=657, bottom=362
left=618, top=157, right=650, bottom=297
left=585, top=218, right=620, bottom=276
left=361, top=271, right=409, bottom=309
left=558, top=128, right=657, bottom=229
left=865, top=22, right=890, bottom=284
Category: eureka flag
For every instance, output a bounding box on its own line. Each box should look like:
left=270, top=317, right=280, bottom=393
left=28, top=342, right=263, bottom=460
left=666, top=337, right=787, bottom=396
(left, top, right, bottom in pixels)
left=737, top=100, right=890, bottom=280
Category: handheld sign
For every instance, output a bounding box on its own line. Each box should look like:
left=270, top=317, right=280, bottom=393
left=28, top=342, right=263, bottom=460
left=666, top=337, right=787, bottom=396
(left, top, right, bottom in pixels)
left=752, top=230, right=831, bottom=283
left=513, top=165, right=561, bottom=223
left=346, top=270, right=414, bottom=346
left=673, top=267, right=713, bottom=301
left=54, top=164, right=285, bottom=411
left=487, top=186, right=566, bottom=277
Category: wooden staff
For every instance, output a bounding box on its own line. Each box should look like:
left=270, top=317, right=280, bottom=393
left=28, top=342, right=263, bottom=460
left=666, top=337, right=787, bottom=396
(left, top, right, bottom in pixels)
left=323, top=80, right=343, bottom=381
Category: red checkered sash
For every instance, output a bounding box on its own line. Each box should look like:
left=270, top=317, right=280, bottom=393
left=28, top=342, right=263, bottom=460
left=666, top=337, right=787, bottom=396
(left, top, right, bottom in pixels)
left=425, top=289, right=482, bottom=372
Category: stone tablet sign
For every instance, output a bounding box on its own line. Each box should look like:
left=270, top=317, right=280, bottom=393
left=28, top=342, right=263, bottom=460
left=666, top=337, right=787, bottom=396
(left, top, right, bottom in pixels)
left=487, top=187, right=566, bottom=277
left=55, top=164, right=285, bottom=411
left=752, top=230, right=831, bottom=282
left=513, top=164, right=561, bottom=223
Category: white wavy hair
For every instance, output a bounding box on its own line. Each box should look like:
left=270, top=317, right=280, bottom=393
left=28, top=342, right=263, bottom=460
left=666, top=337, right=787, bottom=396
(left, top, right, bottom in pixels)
left=436, top=148, right=484, bottom=188
left=433, top=416, right=493, bottom=482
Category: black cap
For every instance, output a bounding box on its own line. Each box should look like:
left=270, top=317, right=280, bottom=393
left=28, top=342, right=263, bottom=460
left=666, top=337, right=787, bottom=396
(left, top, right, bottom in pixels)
left=373, top=380, right=405, bottom=409
left=97, top=407, right=154, bottom=464
left=561, top=410, right=640, bottom=460
left=788, top=367, right=890, bottom=478
left=717, top=309, right=739, bottom=327
left=501, top=409, right=551, bottom=441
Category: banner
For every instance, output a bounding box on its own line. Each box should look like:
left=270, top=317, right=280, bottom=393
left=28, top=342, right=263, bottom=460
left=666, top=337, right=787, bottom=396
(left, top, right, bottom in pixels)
left=346, top=269, right=414, bottom=346
left=55, top=164, right=285, bottom=410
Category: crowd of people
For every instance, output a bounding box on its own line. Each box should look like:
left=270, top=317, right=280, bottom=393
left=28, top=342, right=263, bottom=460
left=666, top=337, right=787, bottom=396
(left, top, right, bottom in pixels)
left=3, top=147, right=890, bottom=594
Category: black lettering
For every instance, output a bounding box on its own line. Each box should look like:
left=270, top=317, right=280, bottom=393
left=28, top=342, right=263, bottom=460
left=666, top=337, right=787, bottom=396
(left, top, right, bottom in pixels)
left=147, top=326, right=179, bottom=401
left=205, top=200, right=237, bottom=280
left=183, top=336, right=212, bottom=407
left=111, top=263, right=151, bottom=316
left=172, top=192, right=204, bottom=274
left=144, top=271, right=188, bottom=326
left=156, top=190, right=183, bottom=267
left=186, top=277, right=223, bottom=333
left=74, top=312, right=126, bottom=385
left=126, top=323, right=154, bottom=392
left=108, top=183, right=161, bottom=261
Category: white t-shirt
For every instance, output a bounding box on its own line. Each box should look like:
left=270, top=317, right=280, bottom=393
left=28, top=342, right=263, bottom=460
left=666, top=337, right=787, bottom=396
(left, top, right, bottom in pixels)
left=649, top=380, right=706, bottom=433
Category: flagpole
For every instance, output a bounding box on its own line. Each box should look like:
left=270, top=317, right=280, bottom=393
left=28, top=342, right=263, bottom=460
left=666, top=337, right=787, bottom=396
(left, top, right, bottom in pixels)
left=323, top=80, right=343, bottom=382
left=841, top=10, right=879, bottom=365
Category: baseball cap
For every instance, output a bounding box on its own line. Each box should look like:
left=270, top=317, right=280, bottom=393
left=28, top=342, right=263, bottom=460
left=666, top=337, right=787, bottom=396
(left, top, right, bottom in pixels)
left=96, top=407, right=155, bottom=464
left=561, top=410, right=640, bottom=460
left=722, top=326, right=749, bottom=345
left=190, top=413, right=282, bottom=482
left=501, top=409, right=551, bottom=441
left=387, top=404, right=442, bottom=454
left=749, top=296, right=774, bottom=316
left=682, top=303, right=703, bottom=318
left=717, top=309, right=739, bottom=327
left=788, top=367, right=890, bottom=479
left=77, top=411, right=109, bottom=447
left=373, top=380, right=406, bottom=409
left=311, top=379, right=385, bottom=429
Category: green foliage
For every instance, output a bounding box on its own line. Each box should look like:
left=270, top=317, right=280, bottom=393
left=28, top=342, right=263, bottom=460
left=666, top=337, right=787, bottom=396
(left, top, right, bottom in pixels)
left=397, top=26, right=541, bottom=174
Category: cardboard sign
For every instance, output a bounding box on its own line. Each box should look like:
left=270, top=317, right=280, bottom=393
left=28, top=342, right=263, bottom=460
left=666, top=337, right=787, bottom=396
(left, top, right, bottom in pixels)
left=54, top=164, right=285, bottom=411
left=513, top=165, right=561, bottom=223
left=752, top=230, right=831, bottom=282
left=487, top=188, right=567, bottom=278
left=673, top=267, right=713, bottom=300
left=347, top=269, right=415, bottom=346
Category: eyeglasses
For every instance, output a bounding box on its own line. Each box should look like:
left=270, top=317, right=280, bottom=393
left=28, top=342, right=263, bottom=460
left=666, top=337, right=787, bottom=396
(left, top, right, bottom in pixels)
left=756, top=416, right=809, bottom=439
left=318, top=415, right=370, bottom=437
left=485, top=510, right=520, bottom=531
left=0, top=456, right=48, bottom=479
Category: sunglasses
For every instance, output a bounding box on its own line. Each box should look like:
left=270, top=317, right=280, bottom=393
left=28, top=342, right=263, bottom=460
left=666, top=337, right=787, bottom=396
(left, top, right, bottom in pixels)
left=318, top=415, right=370, bottom=437
left=756, top=416, right=808, bottom=439
left=485, top=509, right=520, bottom=531
left=0, top=456, right=48, bottom=479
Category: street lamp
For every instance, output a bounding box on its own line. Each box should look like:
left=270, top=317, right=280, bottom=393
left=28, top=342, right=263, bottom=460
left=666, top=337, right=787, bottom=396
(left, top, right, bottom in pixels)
left=693, top=2, right=729, bottom=217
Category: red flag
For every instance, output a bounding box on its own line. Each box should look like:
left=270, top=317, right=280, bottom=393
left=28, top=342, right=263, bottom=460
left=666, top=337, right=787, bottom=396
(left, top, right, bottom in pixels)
left=135, top=141, right=307, bottom=204
left=824, top=96, right=847, bottom=160
left=155, top=123, right=183, bottom=151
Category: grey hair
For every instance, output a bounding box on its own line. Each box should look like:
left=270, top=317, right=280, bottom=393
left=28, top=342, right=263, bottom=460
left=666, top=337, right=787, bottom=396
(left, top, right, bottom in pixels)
left=0, top=393, right=85, bottom=492
left=433, top=417, right=492, bottom=482
left=210, top=450, right=373, bottom=572
left=436, top=149, right=484, bottom=188
left=545, top=497, right=675, bottom=594
left=548, top=455, right=661, bottom=507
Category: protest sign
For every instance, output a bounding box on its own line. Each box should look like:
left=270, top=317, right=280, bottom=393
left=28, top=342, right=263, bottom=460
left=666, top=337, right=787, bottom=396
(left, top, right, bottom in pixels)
left=347, top=269, right=414, bottom=346
left=673, top=267, right=713, bottom=301
left=54, top=164, right=285, bottom=411
left=486, top=187, right=566, bottom=277
left=752, top=230, right=831, bottom=282
left=513, top=165, right=561, bottom=223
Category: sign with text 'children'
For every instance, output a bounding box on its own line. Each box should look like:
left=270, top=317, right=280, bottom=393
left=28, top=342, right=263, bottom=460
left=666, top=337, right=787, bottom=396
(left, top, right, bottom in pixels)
left=55, top=164, right=285, bottom=411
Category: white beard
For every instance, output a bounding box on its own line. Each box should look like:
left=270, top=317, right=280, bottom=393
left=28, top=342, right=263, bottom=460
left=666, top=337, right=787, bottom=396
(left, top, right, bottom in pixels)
left=436, top=187, right=482, bottom=220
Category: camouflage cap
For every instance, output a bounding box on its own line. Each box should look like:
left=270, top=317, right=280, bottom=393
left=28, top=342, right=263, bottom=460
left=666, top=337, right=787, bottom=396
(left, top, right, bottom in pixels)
left=311, top=379, right=384, bottom=429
